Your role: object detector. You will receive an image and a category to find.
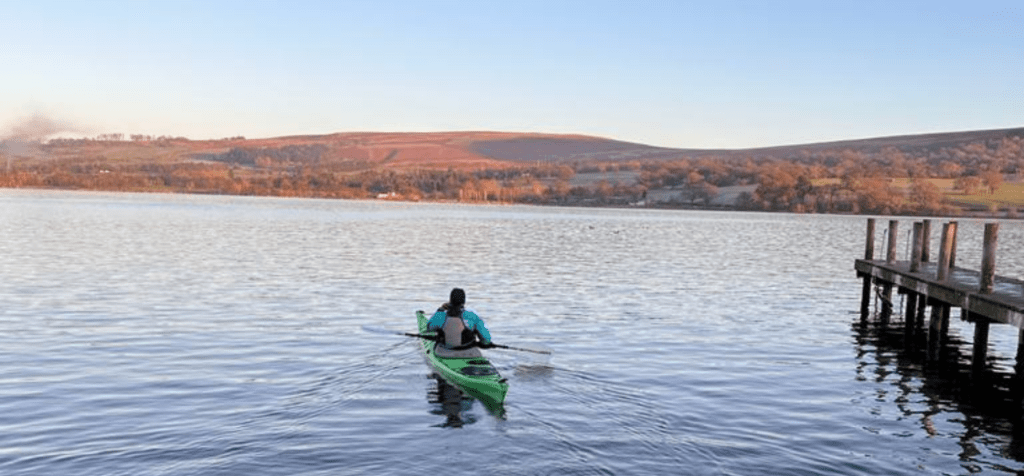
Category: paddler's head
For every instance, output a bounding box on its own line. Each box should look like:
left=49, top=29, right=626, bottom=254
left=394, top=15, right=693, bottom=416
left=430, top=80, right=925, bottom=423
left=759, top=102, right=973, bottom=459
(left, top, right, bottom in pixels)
left=449, top=288, right=466, bottom=309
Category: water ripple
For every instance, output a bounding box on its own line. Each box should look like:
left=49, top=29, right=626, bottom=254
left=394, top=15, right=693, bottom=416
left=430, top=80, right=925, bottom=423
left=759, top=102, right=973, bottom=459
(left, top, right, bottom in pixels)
left=4, top=190, right=1024, bottom=475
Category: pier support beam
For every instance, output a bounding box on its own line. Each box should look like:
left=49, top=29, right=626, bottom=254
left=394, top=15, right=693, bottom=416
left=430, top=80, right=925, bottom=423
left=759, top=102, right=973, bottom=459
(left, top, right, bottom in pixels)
left=910, top=222, right=924, bottom=273
left=921, top=220, right=931, bottom=263
left=904, top=222, right=925, bottom=350
left=860, top=219, right=876, bottom=321
left=937, top=222, right=956, bottom=282
left=981, top=223, right=999, bottom=294
left=1015, top=329, right=1024, bottom=418
left=950, top=221, right=958, bottom=268
left=916, top=294, right=928, bottom=334
left=880, top=220, right=899, bottom=324
left=928, top=299, right=950, bottom=361
left=886, top=220, right=899, bottom=265
left=879, top=286, right=893, bottom=325
left=975, top=223, right=998, bottom=381
left=904, top=289, right=919, bottom=349
left=973, top=315, right=991, bottom=376
left=918, top=219, right=934, bottom=354
left=969, top=225, right=998, bottom=378
left=1016, top=329, right=1024, bottom=375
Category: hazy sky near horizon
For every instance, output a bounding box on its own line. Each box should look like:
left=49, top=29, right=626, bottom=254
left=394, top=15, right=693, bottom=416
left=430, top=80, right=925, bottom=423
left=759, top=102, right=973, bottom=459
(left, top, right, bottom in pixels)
left=1, top=0, right=1021, bottom=148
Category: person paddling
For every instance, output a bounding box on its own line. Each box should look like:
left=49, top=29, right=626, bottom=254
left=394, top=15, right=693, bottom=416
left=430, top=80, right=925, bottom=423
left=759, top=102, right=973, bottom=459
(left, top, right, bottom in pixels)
left=427, top=288, right=494, bottom=358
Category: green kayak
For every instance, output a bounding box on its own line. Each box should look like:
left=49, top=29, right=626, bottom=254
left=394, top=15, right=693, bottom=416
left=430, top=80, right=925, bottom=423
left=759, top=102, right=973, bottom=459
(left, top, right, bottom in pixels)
left=416, top=310, right=509, bottom=412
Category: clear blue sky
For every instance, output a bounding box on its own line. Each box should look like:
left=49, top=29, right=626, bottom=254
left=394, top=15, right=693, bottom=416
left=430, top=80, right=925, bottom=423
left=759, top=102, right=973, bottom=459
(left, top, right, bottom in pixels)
left=1, top=0, right=1021, bottom=148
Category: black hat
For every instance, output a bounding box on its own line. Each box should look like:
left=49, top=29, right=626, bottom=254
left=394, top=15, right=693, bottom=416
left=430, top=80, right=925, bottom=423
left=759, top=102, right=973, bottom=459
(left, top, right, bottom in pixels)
left=449, top=288, right=466, bottom=307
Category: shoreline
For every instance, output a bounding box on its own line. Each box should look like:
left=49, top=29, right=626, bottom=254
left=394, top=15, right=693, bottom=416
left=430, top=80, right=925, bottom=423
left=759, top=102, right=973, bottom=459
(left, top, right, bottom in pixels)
left=4, top=185, right=1021, bottom=220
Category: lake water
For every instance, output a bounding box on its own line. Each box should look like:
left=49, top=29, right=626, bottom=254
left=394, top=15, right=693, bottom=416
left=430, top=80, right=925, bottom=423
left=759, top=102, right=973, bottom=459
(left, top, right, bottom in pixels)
left=4, top=189, right=1024, bottom=475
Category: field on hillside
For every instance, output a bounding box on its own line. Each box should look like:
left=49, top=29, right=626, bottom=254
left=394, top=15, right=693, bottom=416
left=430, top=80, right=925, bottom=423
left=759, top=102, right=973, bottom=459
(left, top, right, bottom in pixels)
left=947, top=183, right=1024, bottom=210
left=884, top=178, right=1024, bottom=210
left=569, top=171, right=641, bottom=187
left=810, top=177, right=1024, bottom=212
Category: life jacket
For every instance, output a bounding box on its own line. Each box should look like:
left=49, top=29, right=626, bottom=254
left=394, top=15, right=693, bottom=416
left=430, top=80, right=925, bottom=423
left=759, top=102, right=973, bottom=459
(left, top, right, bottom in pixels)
left=440, top=312, right=478, bottom=350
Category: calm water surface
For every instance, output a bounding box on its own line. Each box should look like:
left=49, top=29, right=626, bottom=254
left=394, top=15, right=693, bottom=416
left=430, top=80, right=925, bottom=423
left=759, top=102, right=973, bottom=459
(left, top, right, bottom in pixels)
left=4, top=189, right=1024, bottom=475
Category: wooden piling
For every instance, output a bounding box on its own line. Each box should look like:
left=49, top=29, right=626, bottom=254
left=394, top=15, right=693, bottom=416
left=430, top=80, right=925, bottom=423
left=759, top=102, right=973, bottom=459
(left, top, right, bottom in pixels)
left=928, top=221, right=956, bottom=361
left=880, top=284, right=893, bottom=325
left=880, top=285, right=893, bottom=325
left=886, top=220, right=899, bottom=265
left=949, top=221, right=958, bottom=267
left=917, top=294, right=928, bottom=334
left=864, top=218, right=876, bottom=261
left=939, top=306, right=950, bottom=359
left=860, top=219, right=875, bottom=320
left=981, top=223, right=999, bottom=294
left=904, top=222, right=925, bottom=349
left=921, top=219, right=931, bottom=262
left=1018, top=329, right=1024, bottom=375
left=910, top=222, right=924, bottom=273
left=926, top=297, right=952, bottom=362
left=971, top=223, right=998, bottom=379
left=974, top=314, right=990, bottom=376
left=880, top=220, right=898, bottom=322
left=905, top=288, right=919, bottom=347
left=937, top=222, right=956, bottom=281
left=1016, top=328, right=1024, bottom=413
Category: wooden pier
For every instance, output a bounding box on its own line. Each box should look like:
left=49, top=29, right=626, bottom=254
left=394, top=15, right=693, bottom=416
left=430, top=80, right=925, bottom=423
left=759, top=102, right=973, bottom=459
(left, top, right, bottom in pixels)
left=855, top=218, right=1024, bottom=381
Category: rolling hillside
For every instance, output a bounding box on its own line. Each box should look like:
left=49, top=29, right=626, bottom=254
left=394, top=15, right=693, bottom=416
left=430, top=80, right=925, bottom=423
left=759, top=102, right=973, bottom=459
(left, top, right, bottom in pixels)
left=5, top=127, right=1022, bottom=171
left=4, top=125, right=1024, bottom=216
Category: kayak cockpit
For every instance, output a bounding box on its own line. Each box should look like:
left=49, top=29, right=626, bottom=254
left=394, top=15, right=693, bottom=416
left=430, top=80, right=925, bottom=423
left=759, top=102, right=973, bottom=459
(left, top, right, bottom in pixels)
left=432, top=344, right=483, bottom=358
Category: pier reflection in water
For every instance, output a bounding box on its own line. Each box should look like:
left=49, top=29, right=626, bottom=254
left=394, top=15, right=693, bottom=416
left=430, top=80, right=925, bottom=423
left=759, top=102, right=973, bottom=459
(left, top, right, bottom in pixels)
left=853, top=313, right=1024, bottom=464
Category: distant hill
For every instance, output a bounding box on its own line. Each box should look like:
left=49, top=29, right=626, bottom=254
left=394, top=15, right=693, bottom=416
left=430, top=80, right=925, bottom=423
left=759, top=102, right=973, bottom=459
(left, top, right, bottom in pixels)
left=11, top=126, right=1024, bottom=171
left=465, top=127, right=1024, bottom=164
left=6, top=125, right=1023, bottom=215
left=739, top=127, right=1024, bottom=158
left=235, top=126, right=1024, bottom=166
left=466, top=135, right=708, bottom=163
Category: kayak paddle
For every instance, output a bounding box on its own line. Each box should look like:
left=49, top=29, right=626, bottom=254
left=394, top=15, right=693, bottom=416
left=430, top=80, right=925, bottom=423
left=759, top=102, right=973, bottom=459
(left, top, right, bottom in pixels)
left=361, top=325, right=552, bottom=354
left=484, top=343, right=551, bottom=355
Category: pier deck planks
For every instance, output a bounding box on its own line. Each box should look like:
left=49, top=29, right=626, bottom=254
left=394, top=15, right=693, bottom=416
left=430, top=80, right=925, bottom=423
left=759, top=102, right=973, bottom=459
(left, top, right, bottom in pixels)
left=856, top=258, right=1024, bottom=327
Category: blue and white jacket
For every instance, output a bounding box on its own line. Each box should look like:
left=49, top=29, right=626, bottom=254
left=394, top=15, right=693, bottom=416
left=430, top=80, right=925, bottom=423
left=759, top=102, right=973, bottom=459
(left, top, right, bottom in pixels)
left=427, top=308, right=493, bottom=348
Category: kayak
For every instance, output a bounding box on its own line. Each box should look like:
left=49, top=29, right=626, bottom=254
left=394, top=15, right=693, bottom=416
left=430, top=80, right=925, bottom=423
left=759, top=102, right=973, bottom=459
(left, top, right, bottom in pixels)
left=416, top=310, right=509, bottom=412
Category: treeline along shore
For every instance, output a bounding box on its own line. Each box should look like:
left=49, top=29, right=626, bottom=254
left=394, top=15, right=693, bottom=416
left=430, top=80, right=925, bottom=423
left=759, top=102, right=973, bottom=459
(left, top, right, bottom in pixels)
left=2, top=128, right=1023, bottom=217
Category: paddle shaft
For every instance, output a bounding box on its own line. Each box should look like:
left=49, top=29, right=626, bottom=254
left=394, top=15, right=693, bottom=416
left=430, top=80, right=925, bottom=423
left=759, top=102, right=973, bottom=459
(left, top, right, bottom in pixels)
left=488, top=343, right=551, bottom=355
left=401, top=332, right=550, bottom=355
left=402, top=332, right=436, bottom=340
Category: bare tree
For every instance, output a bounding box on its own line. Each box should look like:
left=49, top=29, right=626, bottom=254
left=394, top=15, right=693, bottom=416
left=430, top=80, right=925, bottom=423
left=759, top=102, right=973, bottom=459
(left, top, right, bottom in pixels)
left=909, top=180, right=944, bottom=213
left=981, top=170, right=1003, bottom=194
left=954, top=176, right=982, bottom=195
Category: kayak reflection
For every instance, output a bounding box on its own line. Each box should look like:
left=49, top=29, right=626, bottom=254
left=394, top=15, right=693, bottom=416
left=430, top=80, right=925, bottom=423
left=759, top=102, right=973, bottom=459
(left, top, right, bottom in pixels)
left=426, top=374, right=478, bottom=427
left=425, top=374, right=507, bottom=427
